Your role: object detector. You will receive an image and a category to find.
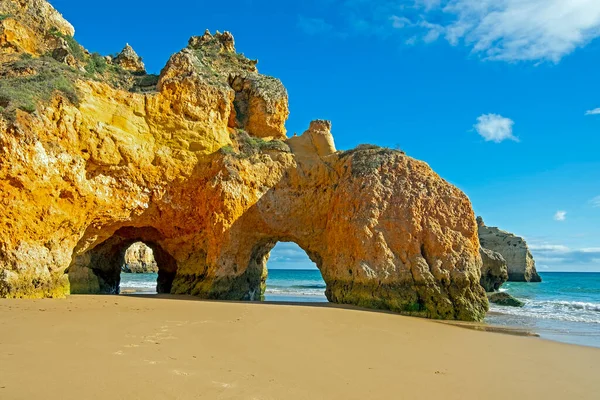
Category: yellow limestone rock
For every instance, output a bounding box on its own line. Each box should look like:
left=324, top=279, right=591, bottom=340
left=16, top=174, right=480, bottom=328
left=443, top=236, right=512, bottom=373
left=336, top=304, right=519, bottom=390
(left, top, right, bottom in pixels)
left=287, top=120, right=336, bottom=157
left=0, top=0, right=488, bottom=321
left=0, top=0, right=74, bottom=56
left=114, top=44, right=145, bottom=73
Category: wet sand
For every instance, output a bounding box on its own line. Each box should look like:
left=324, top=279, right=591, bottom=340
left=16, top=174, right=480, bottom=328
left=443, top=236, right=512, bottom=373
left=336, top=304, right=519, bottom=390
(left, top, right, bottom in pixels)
left=1, top=295, right=598, bottom=399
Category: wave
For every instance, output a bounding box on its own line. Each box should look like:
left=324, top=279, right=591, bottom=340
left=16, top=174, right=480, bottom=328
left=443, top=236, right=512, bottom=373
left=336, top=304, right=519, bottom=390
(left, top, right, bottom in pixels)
left=490, top=299, right=600, bottom=324
left=265, top=287, right=326, bottom=297
left=535, top=300, right=600, bottom=313
left=290, top=284, right=326, bottom=289
left=119, top=281, right=157, bottom=289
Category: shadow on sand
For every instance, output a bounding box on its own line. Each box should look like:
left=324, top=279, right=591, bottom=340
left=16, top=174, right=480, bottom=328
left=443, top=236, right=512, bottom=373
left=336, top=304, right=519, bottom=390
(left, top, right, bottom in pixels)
left=113, top=292, right=539, bottom=338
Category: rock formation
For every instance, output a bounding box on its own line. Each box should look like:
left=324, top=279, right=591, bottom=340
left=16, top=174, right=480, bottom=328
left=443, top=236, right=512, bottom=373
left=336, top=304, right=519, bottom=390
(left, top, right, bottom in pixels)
left=0, top=0, right=74, bottom=56
left=0, top=0, right=488, bottom=321
left=121, top=242, right=158, bottom=273
left=479, top=247, right=508, bottom=292
left=487, top=292, right=525, bottom=308
left=477, top=217, right=541, bottom=283
left=114, top=44, right=145, bottom=73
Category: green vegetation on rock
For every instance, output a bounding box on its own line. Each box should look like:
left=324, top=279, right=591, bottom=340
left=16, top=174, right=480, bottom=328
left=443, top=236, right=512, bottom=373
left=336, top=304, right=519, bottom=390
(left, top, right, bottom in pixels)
left=85, top=53, right=108, bottom=75
left=0, top=43, right=160, bottom=120
left=0, top=271, right=69, bottom=299
left=220, top=130, right=291, bottom=159
left=0, top=55, right=79, bottom=119
left=340, top=144, right=406, bottom=177
left=131, top=73, right=160, bottom=93
left=0, top=14, right=12, bottom=21
left=49, top=27, right=85, bottom=61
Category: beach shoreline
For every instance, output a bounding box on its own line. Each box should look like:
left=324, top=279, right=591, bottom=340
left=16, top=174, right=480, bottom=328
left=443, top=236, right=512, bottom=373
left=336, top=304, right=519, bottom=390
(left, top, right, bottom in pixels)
left=1, top=295, right=598, bottom=400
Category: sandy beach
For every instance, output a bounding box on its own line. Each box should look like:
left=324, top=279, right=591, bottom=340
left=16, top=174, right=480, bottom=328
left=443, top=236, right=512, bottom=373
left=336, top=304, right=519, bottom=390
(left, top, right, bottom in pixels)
left=1, top=296, right=598, bottom=400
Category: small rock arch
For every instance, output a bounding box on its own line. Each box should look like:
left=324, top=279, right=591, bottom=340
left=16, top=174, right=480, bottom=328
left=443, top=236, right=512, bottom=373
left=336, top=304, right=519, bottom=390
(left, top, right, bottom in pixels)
left=67, top=226, right=178, bottom=295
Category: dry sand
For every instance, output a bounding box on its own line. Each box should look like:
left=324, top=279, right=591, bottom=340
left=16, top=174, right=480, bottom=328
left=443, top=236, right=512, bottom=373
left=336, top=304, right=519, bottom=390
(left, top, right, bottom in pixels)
left=1, top=295, right=598, bottom=400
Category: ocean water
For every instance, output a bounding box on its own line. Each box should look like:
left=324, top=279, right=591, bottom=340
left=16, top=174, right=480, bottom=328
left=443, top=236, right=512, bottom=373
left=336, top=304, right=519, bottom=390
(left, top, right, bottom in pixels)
left=118, top=269, right=328, bottom=301
left=120, top=270, right=600, bottom=347
left=486, top=272, right=600, bottom=348
left=263, top=269, right=327, bottom=302
left=119, top=273, right=158, bottom=293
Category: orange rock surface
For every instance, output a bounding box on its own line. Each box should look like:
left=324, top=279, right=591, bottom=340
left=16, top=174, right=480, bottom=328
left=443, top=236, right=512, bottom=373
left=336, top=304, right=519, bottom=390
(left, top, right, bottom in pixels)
left=0, top=0, right=487, bottom=320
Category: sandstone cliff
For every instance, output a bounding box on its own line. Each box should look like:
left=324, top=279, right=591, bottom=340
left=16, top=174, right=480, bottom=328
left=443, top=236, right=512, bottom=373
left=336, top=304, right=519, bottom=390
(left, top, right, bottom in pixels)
left=121, top=242, right=158, bottom=273
left=477, top=217, right=541, bottom=282
left=0, top=0, right=488, bottom=321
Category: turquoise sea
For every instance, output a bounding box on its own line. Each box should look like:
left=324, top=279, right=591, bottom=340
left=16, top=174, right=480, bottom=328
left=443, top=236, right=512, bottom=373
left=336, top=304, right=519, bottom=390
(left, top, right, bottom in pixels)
left=486, top=272, right=600, bottom=348
left=120, top=270, right=600, bottom=348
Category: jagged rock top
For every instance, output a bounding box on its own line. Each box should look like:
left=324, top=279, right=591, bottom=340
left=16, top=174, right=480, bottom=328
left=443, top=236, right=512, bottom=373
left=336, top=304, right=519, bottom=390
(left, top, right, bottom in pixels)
left=189, top=30, right=236, bottom=53
left=159, top=29, right=289, bottom=138
left=0, top=0, right=74, bottom=36
left=185, top=30, right=286, bottom=103
left=0, top=0, right=74, bottom=56
left=115, top=44, right=145, bottom=73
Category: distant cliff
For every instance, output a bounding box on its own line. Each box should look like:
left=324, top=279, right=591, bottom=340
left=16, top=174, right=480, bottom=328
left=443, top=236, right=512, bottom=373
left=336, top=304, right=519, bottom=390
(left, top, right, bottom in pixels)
left=477, top=217, right=541, bottom=282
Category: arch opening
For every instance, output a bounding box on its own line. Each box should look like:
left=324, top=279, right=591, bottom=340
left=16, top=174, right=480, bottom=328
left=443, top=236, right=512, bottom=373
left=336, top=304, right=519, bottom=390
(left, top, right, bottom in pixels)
left=67, top=227, right=178, bottom=295
left=245, top=240, right=328, bottom=303
left=119, top=242, right=158, bottom=294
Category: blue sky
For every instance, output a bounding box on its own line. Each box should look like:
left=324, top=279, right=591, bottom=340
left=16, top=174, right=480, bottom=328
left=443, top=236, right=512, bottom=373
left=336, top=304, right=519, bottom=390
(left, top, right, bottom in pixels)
left=51, top=0, right=600, bottom=271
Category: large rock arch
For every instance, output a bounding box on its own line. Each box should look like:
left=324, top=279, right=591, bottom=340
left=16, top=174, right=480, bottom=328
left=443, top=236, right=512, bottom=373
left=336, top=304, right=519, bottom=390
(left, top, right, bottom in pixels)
left=0, top=0, right=487, bottom=321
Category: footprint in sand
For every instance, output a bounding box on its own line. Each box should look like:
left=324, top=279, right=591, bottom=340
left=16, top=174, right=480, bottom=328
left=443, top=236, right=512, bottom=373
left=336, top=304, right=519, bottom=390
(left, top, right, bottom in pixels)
left=212, top=381, right=235, bottom=388
left=172, top=369, right=192, bottom=377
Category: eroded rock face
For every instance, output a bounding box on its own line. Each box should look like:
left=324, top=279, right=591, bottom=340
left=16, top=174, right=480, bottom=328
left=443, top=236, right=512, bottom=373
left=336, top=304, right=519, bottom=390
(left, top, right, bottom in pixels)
left=477, top=217, right=541, bottom=283
left=480, top=247, right=508, bottom=292
left=121, top=242, right=158, bottom=274
left=0, top=0, right=74, bottom=56
left=0, top=0, right=488, bottom=320
left=114, top=44, right=145, bottom=73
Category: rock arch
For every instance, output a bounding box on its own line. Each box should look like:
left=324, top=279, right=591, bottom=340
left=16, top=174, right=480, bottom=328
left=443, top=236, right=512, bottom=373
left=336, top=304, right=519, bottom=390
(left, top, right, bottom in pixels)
left=239, top=238, right=325, bottom=301
left=0, top=4, right=488, bottom=321
left=67, top=227, right=178, bottom=295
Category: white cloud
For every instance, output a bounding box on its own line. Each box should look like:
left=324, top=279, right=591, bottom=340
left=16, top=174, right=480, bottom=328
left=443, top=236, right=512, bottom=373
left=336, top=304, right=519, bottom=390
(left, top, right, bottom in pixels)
left=308, top=0, right=600, bottom=63
left=268, top=242, right=318, bottom=270
left=473, top=114, right=518, bottom=143
left=405, top=36, right=418, bottom=45
left=592, top=196, right=600, bottom=207
left=529, top=242, right=600, bottom=265
left=391, top=15, right=411, bottom=29
left=437, top=0, right=600, bottom=62
left=420, top=21, right=445, bottom=43
left=529, top=244, right=570, bottom=252
left=585, top=108, right=600, bottom=115
left=554, top=210, right=567, bottom=221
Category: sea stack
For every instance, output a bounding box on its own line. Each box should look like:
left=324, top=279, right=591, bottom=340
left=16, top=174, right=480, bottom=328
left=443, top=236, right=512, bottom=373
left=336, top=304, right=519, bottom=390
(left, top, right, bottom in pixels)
left=477, top=217, right=542, bottom=282
left=0, top=0, right=488, bottom=321
left=121, top=243, right=158, bottom=273
left=479, top=247, right=508, bottom=292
